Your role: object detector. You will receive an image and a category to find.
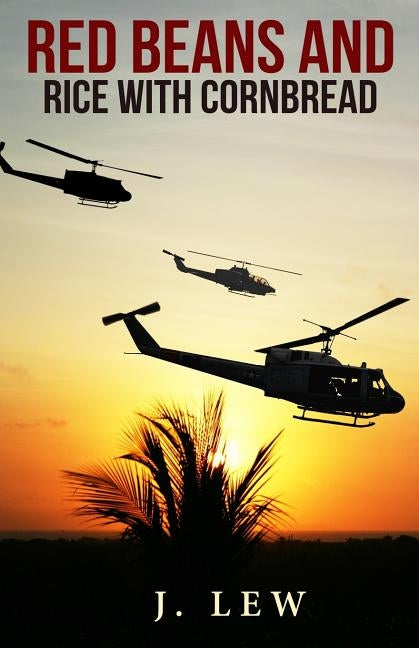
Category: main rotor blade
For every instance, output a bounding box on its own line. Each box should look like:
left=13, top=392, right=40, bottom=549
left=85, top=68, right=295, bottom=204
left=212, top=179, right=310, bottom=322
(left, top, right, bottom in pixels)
left=26, top=139, right=94, bottom=165
left=27, top=140, right=163, bottom=178
left=187, top=250, right=243, bottom=264
left=187, top=250, right=301, bottom=275
left=256, top=297, right=409, bottom=353
left=97, top=163, right=162, bottom=179
left=333, top=297, right=409, bottom=335
left=255, top=333, right=328, bottom=353
left=245, top=262, right=302, bottom=275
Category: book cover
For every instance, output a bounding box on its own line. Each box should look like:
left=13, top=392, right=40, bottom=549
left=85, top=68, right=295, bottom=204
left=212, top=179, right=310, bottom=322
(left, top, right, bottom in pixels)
left=0, top=2, right=417, bottom=646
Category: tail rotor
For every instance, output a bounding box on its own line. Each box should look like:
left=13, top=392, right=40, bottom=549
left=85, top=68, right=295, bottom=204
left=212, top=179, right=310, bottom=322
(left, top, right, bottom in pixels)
left=163, top=249, right=185, bottom=262
left=102, top=302, right=160, bottom=326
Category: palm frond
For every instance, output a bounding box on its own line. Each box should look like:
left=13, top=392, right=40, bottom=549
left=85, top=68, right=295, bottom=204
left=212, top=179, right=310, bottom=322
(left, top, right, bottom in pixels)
left=228, top=431, right=283, bottom=519
left=63, top=459, right=165, bottom=539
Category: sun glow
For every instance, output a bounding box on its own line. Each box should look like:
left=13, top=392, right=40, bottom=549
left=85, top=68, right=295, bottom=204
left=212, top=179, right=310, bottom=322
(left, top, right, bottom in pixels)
left=224, top=440, right=242, bottom=471
left=209, top=449, right=226, bottom=469
left=209, top=441, right=242, bottom=471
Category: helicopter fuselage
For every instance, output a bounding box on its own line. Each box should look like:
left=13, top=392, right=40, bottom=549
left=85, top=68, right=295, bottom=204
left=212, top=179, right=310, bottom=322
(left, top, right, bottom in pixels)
left=215, top=266, right=275, bottom=294
left=139, top=345, right=404, bottom=417
left=63, top=170, right=132, bottom=203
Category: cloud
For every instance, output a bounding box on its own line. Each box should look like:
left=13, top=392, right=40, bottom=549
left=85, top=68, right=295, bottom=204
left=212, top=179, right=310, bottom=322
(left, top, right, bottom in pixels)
left=5, top=418, right=68, bottom=430
left=0, top=362, right=31, bottom=382
left=45, top=418, right=68, bottom=428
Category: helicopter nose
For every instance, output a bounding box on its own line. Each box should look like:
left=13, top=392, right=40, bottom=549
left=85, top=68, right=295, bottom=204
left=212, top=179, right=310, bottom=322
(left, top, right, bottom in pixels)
left=122, top=191, right=132, bottom=202
left=390, top=392, right=405, bottom=413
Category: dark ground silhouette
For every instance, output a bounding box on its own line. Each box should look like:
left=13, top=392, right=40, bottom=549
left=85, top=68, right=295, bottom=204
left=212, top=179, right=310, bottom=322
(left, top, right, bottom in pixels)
left=0, top=535, right=417, bottom=647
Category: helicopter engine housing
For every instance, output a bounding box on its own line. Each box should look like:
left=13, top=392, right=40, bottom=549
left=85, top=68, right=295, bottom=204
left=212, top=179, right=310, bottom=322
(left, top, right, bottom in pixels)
left=267, top=348, right=342, bottom=365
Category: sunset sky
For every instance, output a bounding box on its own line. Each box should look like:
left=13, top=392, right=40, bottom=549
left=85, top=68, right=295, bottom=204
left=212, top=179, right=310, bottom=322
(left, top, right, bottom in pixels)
left=0, top=0, right=418, bottom=534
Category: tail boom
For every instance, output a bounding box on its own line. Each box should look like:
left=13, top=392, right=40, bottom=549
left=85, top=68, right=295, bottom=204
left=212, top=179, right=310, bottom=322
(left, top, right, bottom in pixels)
left=142, top=347, right=266, bottom=390
left=102, top=302, right=265, bottom=390
left=0, top=142, right=64, bottom=189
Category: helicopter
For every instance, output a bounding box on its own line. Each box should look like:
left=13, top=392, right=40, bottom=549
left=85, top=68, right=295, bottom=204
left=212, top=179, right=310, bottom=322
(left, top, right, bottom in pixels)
left=163, top=249, right=302, bottom=297
left=0, top=139, right=162, bottom=208
left=102, top=297, right=408, bottom=428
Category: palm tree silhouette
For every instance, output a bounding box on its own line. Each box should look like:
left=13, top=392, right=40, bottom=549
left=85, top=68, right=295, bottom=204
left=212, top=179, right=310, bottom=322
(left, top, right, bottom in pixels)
left=63, top=392, right=287, bottom=622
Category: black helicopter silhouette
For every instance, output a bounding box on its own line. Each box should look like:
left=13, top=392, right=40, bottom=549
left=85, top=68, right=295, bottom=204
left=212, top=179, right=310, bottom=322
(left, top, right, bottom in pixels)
left=0, top=140, right=162, bottom=208
left=102, top=297, right=408, bottom=428
left=163, top=249, right=302, bottom=297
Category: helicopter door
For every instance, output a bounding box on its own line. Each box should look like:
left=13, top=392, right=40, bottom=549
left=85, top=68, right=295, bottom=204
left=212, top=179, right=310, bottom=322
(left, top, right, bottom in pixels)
left=286, top=368, right=306, bottom=392
left=308, top=366, right=368, bottom=400
left=265, top=366, right=308, bottom=397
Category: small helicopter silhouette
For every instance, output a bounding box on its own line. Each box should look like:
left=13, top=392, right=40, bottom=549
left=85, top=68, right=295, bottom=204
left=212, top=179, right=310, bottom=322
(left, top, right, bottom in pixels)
left=163, top=249, right=302, bottom=297
left=102, top=297, right=408, bottom=428
left=0, top=139, right=162, bottom=208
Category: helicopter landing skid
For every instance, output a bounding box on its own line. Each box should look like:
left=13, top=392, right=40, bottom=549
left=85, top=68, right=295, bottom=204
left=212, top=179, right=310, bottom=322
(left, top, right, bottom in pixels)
left=78, top=198, right=118, bottom=209
left=228, top=289, right=255, bottom=298
left=294, top=406, right=377, bottom=428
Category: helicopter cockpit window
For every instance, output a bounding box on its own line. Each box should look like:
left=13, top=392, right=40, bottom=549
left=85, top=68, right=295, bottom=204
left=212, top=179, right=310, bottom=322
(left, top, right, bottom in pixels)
left=250, top=274, right=268, bottom=286
left=367, top=371, right=386, bottom=397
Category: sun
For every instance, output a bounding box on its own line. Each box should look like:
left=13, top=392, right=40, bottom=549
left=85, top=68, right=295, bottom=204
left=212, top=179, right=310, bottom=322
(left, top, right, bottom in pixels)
left=209, top=450, right=226, bottom=469
left=209, top=441, right=242, bottom=471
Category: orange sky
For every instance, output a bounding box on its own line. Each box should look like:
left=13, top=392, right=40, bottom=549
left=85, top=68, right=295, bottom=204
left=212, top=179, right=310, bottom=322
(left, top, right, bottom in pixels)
left=0, top=1, right=418, bottom=534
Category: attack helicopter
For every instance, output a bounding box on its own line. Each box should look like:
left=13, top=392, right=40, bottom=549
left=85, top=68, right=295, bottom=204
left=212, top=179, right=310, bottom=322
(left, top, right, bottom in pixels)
left=102, top=297, right=408, bottom=428
left=0, top=139, right=162, bottom=208
left=163, top=249, right=302, bottom=297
